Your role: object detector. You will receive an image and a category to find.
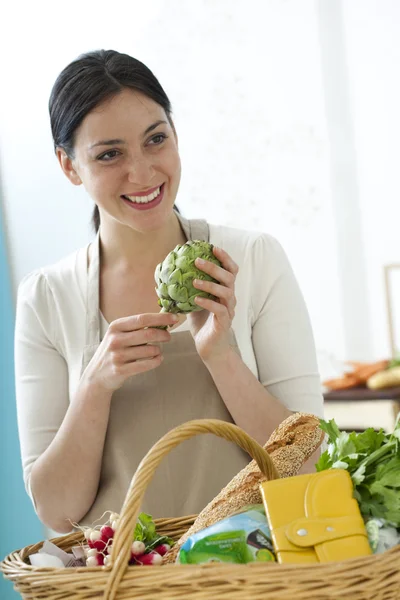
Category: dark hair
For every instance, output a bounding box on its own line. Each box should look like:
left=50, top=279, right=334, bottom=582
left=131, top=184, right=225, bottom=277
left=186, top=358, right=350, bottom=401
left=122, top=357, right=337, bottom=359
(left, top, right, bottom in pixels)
left=49, top=49, right=179, bottom=232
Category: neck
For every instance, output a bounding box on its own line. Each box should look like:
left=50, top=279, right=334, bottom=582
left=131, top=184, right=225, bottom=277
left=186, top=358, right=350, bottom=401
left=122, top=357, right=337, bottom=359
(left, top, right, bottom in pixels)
left=97, top=212, right=187, bottom=274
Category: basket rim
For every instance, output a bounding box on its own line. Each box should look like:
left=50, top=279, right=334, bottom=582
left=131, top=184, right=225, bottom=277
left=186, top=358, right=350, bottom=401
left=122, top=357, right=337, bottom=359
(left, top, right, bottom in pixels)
left=2, top=532, right=400, bottom=578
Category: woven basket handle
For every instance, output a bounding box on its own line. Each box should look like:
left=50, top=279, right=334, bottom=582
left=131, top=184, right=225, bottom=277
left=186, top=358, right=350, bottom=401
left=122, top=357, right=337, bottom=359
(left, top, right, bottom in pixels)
left=104, top=418, right=279, bottom=598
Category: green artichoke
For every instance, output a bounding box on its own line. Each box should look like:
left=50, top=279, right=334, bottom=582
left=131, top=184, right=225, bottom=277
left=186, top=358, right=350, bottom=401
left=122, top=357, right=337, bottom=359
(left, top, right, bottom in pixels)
left=154, top=240, right=222, bottom=314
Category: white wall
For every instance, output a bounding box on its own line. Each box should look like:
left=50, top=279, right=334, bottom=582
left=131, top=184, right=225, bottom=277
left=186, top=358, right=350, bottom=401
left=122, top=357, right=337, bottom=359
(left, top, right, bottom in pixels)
left=2, top=0, right=398, bottom=374
left=317, top=0, right=373, bottom=364
left=341, top=0, right=400, bottom=359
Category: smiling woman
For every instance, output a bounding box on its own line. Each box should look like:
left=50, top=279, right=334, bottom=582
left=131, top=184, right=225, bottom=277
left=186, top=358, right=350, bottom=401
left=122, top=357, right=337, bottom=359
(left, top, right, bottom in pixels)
left=50, top=55, right=181, bottom=235
left=14, top=49, right=323, bottom=534
left=55, top=87, right=179, bottom=231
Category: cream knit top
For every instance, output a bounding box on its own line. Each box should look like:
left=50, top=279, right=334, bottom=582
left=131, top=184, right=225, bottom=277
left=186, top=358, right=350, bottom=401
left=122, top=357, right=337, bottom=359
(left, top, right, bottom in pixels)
left=15, top=214, right=323, bottom=523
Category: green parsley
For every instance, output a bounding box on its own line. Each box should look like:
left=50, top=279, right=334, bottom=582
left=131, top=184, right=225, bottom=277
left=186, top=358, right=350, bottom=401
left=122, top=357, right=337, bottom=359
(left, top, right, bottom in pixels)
left=316, top=415, right=400, bottom=526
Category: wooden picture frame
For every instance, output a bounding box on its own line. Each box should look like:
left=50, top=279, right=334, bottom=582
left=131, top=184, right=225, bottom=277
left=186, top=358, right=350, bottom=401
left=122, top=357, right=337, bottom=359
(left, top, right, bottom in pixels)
left=384, top=263, right=400, bottom=359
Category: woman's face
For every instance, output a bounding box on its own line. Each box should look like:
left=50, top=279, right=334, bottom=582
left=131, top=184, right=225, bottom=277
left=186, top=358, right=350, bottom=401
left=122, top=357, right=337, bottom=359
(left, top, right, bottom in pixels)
left=58, top=88, right=181, bottom=233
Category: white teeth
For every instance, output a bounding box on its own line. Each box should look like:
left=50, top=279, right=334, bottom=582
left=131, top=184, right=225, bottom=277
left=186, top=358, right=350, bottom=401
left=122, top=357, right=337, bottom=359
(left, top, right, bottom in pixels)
left=125, top=187, right=161, bottom=204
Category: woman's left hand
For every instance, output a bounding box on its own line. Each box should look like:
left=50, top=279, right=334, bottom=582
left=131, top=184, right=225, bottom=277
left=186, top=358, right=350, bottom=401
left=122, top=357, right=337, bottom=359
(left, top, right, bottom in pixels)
left=188, top=246, right=238, bottom=364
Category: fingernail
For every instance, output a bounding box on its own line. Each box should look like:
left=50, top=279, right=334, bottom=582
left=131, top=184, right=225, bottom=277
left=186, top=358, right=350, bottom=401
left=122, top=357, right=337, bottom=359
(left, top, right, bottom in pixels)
left=196, top=258, right=205, bottom=265
left=171, top=315, right=179, bottom=321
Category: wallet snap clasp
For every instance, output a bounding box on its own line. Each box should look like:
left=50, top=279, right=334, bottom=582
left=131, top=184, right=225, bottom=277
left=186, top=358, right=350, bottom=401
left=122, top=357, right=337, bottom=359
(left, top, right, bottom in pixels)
left=285, top=516, right=368, bottom=547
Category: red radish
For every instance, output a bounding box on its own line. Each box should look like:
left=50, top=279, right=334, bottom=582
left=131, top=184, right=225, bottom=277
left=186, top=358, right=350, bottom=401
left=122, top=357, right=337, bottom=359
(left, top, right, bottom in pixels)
left=86, top=548, right=98, bottom=558
left=111, top=519, right=119, bottom=531
left=134, top=551, right=162, bottom=566
left=87, top=540, right=95, bottom=549
left=96, top=553, right=104, bottom=566
left=84, top=529, right=92, bottom=541
left=92, top=539, right=107, bottom=552
left=100, top=526, right=114, bottom=541
left=90, top=530, right=101, bottom=542
left=153, top=543, right=170, bottom=556
left=131, top=541, right=146, bottom=557
left=109, top=512, right=119, bottom=523
left=86, top=556, right=98, bottom=567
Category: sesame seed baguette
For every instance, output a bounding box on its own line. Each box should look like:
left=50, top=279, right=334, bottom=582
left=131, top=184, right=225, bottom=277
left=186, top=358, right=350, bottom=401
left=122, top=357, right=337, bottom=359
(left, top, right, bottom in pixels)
left=163, top=412, right=325, bottom=564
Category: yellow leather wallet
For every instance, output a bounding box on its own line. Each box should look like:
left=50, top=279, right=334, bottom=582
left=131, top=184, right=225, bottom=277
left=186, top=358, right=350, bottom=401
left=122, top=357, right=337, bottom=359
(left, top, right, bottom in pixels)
left=260, top=469, right=372, bottom=564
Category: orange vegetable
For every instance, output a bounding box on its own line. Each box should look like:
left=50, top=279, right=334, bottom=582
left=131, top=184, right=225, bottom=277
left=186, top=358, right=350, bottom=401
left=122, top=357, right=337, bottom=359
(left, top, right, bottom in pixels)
left=324, top=359, right=390, bottom=391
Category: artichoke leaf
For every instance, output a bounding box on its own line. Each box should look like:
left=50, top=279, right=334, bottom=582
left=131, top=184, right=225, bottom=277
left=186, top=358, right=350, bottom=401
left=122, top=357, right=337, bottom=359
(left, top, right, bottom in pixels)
left=160, top=266, right=173, bottom=285
left=177, top=302, right=196, bottom=312
left=169, top=268, right=183, bottom=285
left=159, top=299, right=171, bottom=309
left=175, top=256, right=192, bottom=271
left=155, top=283, right=169, bottom=299
left=168, top=284, right=188, bottom=303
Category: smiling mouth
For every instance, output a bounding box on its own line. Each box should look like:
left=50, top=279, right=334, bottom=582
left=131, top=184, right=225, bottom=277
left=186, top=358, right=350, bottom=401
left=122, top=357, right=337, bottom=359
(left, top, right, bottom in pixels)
left=122, top=184, right=164, bottom=205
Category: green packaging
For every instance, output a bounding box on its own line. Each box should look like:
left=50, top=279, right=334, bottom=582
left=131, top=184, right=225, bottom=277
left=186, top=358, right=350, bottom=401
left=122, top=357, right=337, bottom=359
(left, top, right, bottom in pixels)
left=178, top=505, right=275, bottom=565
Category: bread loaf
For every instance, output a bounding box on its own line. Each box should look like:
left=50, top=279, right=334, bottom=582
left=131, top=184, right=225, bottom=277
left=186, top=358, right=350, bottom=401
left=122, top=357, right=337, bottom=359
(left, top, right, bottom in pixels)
left=163, top=412, right=325, bottom=564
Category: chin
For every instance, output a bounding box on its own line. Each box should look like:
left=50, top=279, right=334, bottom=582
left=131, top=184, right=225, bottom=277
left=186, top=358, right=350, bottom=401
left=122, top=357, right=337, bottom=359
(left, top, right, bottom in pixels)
left=129, top=206, right=176, bottom=233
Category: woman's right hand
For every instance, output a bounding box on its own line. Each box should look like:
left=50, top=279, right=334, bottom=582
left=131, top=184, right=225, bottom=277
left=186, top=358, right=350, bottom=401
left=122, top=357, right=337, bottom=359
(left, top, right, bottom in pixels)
left=83, top=313, right=178, bottom=391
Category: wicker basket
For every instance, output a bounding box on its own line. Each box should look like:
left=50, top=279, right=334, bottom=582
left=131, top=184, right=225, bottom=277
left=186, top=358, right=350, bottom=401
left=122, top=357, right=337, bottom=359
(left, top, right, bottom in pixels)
left=1, top=419, right=400, bottom=600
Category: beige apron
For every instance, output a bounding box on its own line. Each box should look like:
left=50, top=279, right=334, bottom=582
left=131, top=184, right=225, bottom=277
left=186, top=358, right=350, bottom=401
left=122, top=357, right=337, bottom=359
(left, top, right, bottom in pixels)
left=79, top=217, right=250, bottom=524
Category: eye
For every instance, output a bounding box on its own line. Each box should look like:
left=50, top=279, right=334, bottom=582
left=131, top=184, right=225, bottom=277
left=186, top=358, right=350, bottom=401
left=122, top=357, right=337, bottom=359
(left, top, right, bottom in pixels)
left=148, top=133, right=168, bottom=146
left=97, top=149, right=121, bottom=161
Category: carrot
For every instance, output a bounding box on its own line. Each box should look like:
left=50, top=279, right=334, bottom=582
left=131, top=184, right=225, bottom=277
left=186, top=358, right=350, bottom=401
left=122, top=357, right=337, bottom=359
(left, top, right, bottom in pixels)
left=324, top=359, right=390, bottom=391
left=353, top=360, right=389, bottom=383
left=323, top=373, right=362, bottom=391
left=345, top=361, right=365, bottom=370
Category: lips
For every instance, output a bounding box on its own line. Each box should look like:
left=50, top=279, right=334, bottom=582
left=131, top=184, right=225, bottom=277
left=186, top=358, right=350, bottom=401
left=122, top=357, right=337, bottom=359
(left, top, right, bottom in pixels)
left=121, top=183, right=165, bottom=211
left=123, top=183, right=162, bottom=203
left=122, top=183, right=163, bottom=204
left=126, top=183, right=161, bottom=197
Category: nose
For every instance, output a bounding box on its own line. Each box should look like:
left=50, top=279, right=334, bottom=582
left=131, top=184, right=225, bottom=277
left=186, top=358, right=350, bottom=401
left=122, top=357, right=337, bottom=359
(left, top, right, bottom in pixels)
left=127, top=156, right=155, bottom=185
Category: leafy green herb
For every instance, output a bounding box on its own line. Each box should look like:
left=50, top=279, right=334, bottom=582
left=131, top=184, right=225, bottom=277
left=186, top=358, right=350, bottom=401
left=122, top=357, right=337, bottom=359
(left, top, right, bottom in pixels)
left=133, top=512, right=174, bottom=551
left=389, top=357, right=400, bottom=369
left=316, top=415, right=400, bottom=526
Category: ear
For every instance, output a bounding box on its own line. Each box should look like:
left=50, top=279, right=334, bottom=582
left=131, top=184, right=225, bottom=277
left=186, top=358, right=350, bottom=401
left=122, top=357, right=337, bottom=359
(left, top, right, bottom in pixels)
left=56, top=148, right=82, bottom=186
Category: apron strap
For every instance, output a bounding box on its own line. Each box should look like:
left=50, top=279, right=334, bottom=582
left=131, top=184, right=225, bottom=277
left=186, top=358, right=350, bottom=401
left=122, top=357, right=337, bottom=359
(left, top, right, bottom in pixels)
left=80, top=230, right=101, bottom=376
left=176, top=212, right=210, bottom=242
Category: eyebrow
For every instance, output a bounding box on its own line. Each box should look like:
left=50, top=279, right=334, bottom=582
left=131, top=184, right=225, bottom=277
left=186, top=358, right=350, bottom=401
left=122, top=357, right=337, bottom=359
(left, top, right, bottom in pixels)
left=89, top=120, right=168, bottom=150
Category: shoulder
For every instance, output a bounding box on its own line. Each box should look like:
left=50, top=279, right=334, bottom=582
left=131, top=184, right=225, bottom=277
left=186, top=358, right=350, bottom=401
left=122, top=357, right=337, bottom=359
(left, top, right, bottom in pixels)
left=17, top=245, right=87, bottom=309
left=209, top=222, right=289, bottom=271
left=16, top=245, right=89, bottom=355
left=208, top=222, right=296, bottom=319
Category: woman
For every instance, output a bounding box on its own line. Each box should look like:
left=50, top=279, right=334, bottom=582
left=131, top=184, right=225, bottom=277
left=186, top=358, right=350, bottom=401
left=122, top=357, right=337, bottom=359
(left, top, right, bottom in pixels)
left=15, top=50, right=323, bottom=534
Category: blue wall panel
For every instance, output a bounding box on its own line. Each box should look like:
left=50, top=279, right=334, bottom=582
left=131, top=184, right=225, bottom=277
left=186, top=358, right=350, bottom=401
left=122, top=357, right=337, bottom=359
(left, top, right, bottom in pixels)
left=0, top=203, right=43, bottom=598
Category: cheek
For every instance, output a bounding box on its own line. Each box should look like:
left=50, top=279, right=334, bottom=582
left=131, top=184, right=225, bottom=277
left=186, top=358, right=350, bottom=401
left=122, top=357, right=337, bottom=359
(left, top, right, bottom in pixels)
left=165, top=150, right=181, bottom=181
left=81, top=165, right=118, bottom=196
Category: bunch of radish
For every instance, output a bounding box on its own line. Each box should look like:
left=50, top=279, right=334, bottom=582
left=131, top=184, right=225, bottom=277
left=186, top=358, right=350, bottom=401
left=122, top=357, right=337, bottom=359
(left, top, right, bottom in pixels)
left=82, top=512, right=172, bottom=567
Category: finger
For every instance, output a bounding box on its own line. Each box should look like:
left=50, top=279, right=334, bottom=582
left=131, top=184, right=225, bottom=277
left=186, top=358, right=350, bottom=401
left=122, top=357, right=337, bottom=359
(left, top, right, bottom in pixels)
left=111, top=344, right=161, bottom=364
left=213, top=246, right=239, bottom=276
left=193, top=279, right=236, bottom=310
left=110, top=312, right=179, bottom=332
left=195, top=258, right=235, bottom=288
left=108, top=327, right=171, bottom=350
left=194, top=296, right=233, bottom=324
left=123, top=354, right=164, bottom=376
